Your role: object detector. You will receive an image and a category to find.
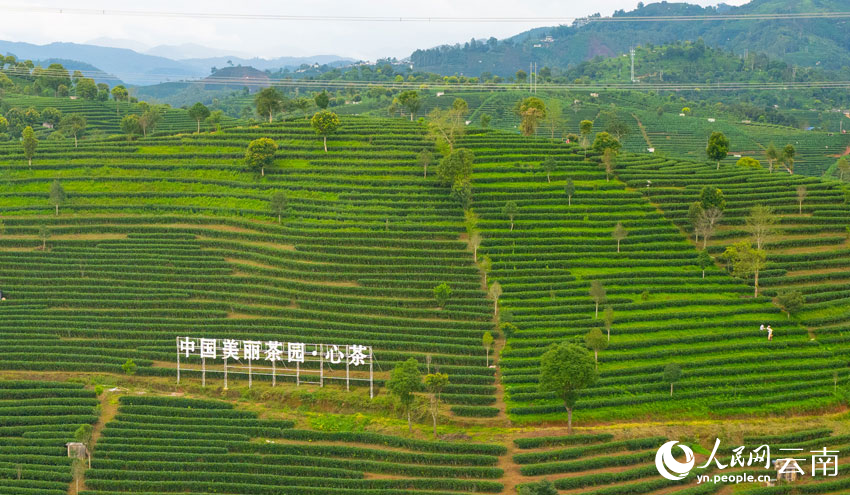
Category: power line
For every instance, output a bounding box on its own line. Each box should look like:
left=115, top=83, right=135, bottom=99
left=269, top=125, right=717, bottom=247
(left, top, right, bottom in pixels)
left=2, top=6, right=850, bottom=23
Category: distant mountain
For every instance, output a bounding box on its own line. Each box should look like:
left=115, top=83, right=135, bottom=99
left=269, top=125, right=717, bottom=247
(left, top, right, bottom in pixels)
left=0, top=40, right=355, bottom=86
left=410, top=0, right=850, bottom=77
left=145, top=43, right=254, bottom=60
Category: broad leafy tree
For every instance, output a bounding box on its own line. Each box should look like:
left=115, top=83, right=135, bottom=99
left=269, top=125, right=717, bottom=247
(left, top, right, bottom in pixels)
left=255, top=87, right=285, bottom=123
left=538, top=343, right=598, bottom=433
left=764, top=143, right=779, bottom=173
left=542, top=155, right=556, bottom=182
left=663, top=363, right=682, bottom=396
left=138, top=110, right=161, bottom=138
left=697, top=250, right=713, bottom=279
left=423, top=372, right=449, bottom=438
left=121, top=115, right=141, bottom=140
left=589, top=280, right=606, bottom=318
left=436, top=148, right=474, bottom=187
left=311, top=110, right=340, bottom=152
left=744, top=204, right=777, bottom=250
left=22, top=126, right=38, bottom=167
left=612, top=222, right=627, bottom=253
left=188, top=102, right=210, bottom=134
left=417, top=148, right=433, bottom=178
left=782, top=144, right=796, bottom=174
left=516, top=97, right=546, bottom=136
left=111, top=85, right=128, bottom=115
left=565, top=178, right=575, bottom=206
left=314, top=90, right=330, bottom=110
left=502, top=201, right=518, bottom=231
left=706, top=131, right=729, bottom=170
left=433, top=282, right=452, bottom=308
left=269, top=190, right=288, bottom=223
left=49, top=180, right=66, bottom=216
left=386, top=358, right=423, bottom=432
left=775, top=289, right=804, bottom=319
left=59, top=114, right=86, bottom=147
left=722, top=240, right=766, bottom=297
left=245, top=137, right=278, bottom=176
left=584, top=328, right=608, bottom=368
left=579, top=120, right=593, bottom=157
left=592, top=132, right=621, bottom=154
left=397, top=91, right=421, bottom=121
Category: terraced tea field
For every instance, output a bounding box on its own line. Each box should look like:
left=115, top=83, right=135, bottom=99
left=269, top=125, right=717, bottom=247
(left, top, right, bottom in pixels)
left=0, top=116, right=496, bottom=416
left=458, top=130, right=848, bottom=422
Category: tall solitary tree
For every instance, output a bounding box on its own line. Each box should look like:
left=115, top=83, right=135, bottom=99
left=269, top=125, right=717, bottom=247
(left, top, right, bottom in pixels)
left=538, top=343, right=598, bottom=434
left=482, top=331, right=494, bottom=366
left=836, top=157, right=850, bottom=181
left=314, top=90, right=330, bottom=110
left=397, top=91, right=421, bottom=121
left=601, top=147, right=616, bottom=181
left=775, top=289, right=804, bottom=319
left=706, top=132, right=730, bottom=170
left=565, top=178, right=575, bottom=206
left=516, top=97, right=546, bottom=136
left=255, top=87, right=284, bottom=123
left=589, top=280, right=606, bottom=318
left=49, top=180, right=65, bottom=216
left=22, top=126, right=38, bottom=167
left=722, top=240, right=767, bottom=297
left=744, top=204, right=778, bottom=250
left=245, top=137, right=278, bottom=176
left=269, top=190, right=288, bottom=223
left=796, top=184, right=807, bottom=214
left=782, top=144, right=796, bottom=174
left=138, top=110, right=161, bottom=137
left=542, top=155, right=556, bottom=182
left=386, top=358, right=422, bottom=432
left=418, top=149, right=433, bottom=178
left=697, top=250, right=713, bottom=279
left=663, top=363, right=682, bottom=396
left=59, top=114, right=86, bottom=147
left=584, top=327, right=608, bottom=368
left=311, top=110, right=340, bottom=152
left=503, top=201, right=518, bottom=231
left=433, top=282, right=452, bottom=308
left=764, top=143, right=779, bottom=173
left=423, top=372, right=449, bottom=438
left=188, top=102, right=210, bottom=134
left=612, top=222, right=627, bottom=253
left=38, top=225, right=50, bottom=250
left=579, top=120, right=593, bottom=158
left=436, top=148, right=474, bottom=187
left=489, top=281, right=502, bottom=316
left=111, top=85, right=128, bottom=115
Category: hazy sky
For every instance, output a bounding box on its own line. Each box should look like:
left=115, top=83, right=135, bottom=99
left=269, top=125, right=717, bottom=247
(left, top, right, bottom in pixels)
left=0, top=0, right=750, bottom=60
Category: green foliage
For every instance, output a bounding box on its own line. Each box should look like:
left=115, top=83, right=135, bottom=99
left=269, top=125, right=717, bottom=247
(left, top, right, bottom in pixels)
left=59, top=113, right=87, bottom=146
left=255, top=87, right=285, bottom=122
left=121, top=114, right=141, bottom=139
left=436, top=148, right=474, bottom=187
left=502, top=201, right=518, bottom=230
left=451, top=179, right=473, bottom=211
left=314, top=90, right=330, bottom=110
left=21, top=126, right=38, bottom=166
left=49, top=180, right=66, bottom=215
left=122, top=359, right=137, bottom=375
left=706, top=131, right=729, bottom=168
left=721, top=240, right=766, bottom=296
left=591, top=132, right=621, bottom=154
left=74, top=424, right=93, bottom=446
left=433, top=282, right=452, bottom=308
left=396, top=91, right=421, bottom=120
left=187, top=102, right=211, bottom=133
left=775, top=289, right=805, bottom=318
left=736, top=156, right=761, bottom=169
left=516, top=97, right=547, bottom=136
left=311, top=110, right=341, bottom=152
left=479, top=113, right=491, bottom=128
left=699, top=186, right=726, bottom=211
left=245, top=137, right=278, bottom=176
left=538, top=343, right=597, bottom=429
left=386, top=358, right=423, bottom=431
left=542, top=155, right=556, bottom=182
left=583, top=328, right=608, bottom=366
left=518, top=479, right=559, bottom=495
left=269, top=190, right=288, bottom=223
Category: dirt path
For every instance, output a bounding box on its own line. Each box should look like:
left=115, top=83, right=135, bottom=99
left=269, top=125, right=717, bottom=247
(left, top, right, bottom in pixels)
left=632, top=113, right=653, bottom=149
left=68, top=389, right=121, bottom=495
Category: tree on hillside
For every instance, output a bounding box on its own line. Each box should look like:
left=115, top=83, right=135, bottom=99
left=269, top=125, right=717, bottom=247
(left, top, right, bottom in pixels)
left=269, top=190, right=288, bottom=223
left=41, top=107, right=62, bottom=127
left=515, top=70, right=527, bottom=84
left=59, top=114, right=86, bottom=147
left=48, top=180, right=66, bottom=216
left=424, top=372, right=449, bottom=438
left=584, top=327, right=608, bottom=369
left=478, top=254, right=492, bottom=286
left=697, top=250, right=713, bottom=279
left=38, top=225, right=50, bottom=250
left=745, top=204, right=778, bottom=250
left=207, top=110, right=223, bottom=132
left=796, top=184, right=807, bottom=214
left=688, top=202, right=704, bottom=244
left=291, top=97, right=314, bottom=118
left=255, top=87, right=285, bottom=123
left=111, top=85, right=128, bottom=115
left=386, top=358, right=422, bottom=432
left=502, top=201, right=518, bottom=231
left=579, top=120, right=593, bottom=158
left=138, top=110, right=161, bottom=138
left=0, top=115, right=7, bottom=136
left=663, top=363, right=682, bottom=396
left=427, top=106, right=466, bottom=153
left=542, top=155, right=556, bottom=182
left=601, top=147, right=616, bottom=181
left=188, top=102, right=210, bottom=134
left=451, top=179, right=472, bottom=211
left=417, top=148, right=433, bottom=178
left=591, top=132, right=621, bottom=154
left=75, top=77, right=97, bottom=99
left=589, top=280, right=606, bottom=318
left=612, top=222, right=628, bottom=253
left=245, top=137, right=278, bottom=176
left=516, top=97, right=546, bottom=136
left=479, top=113, right=491, bottom=128
left=436, top=148, right=474, bottom=187
left=696, top=207, right=723, bottom=249
left=482, top=331, right=494, bottom=367
left=764, top=143, right=779, bottom=173
left=736, top=156, right=761, bottom=169
left=397, top=91, right=421, bottom=121
left=450, top=98, right=469, bottom=128
left=538, top=343, right=597, bottom=434
left=565, top=178, right=575, bottom=206
left=603, top=306, right=613, bottom=341
left=489, top=281, right=502, bottom=316
left=775, top=289, right=804, bottom=319
left=314, top=90, right=330, bottom=110
left=722, top=240, right=766, bottom=297
left=22, top=126, right=37, bottom=167
left=837, top=157, right=850, bottom=182
left=782, top=144, right=796, bottom=174
left=311, top=110, right=340, bottom=153
left=433, top=282, right=452, bottom=308
left=469, top=230, right=482, bottom=262
left=706, top=132, right=729, bottom=170
left=699, top=186, right=726, bottom=211
left=120, top=114, right=141, bottom=141
left=544, top=99, right=562, bottom=139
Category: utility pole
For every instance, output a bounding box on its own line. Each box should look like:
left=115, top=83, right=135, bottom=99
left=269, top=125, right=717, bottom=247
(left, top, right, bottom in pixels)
left=630, top=48, right=636, bottom=83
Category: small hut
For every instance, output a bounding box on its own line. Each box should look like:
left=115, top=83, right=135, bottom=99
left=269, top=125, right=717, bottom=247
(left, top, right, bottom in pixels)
left=66, top=442, right=91, bottom=467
